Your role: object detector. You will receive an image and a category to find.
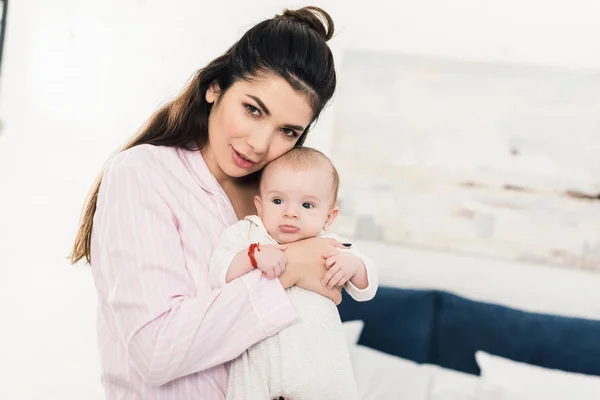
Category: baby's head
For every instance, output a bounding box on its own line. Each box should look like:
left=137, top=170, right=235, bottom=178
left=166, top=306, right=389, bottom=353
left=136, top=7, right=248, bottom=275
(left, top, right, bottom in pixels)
left=255, top=147, right=340, bottom=244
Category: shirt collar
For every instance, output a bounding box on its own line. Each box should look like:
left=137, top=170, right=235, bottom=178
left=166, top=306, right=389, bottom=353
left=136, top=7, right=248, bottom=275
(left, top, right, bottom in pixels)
left=177, top=146, right=218, bottom=194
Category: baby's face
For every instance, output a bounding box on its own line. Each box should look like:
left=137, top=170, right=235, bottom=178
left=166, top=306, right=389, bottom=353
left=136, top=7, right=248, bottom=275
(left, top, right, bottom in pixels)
left=255, top=164, right=338, bottom=244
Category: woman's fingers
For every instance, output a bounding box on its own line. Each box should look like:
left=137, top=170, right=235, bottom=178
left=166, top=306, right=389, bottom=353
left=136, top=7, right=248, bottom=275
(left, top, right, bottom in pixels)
left=323, top=250, right=339, bottom=259
left=328, top=286, right=343, bottom=305
left=327, top=238, right=346, bottom=249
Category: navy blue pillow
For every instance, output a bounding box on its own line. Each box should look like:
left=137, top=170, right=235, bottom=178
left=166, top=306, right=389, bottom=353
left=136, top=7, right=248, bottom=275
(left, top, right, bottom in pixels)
left=434, top=291, right=600, bottom=376
left=338, top=287, right=436, bottom=363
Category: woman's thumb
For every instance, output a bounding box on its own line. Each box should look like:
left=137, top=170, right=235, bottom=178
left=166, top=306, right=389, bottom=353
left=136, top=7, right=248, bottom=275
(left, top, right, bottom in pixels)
left=330, top=239, right=346, bottom=249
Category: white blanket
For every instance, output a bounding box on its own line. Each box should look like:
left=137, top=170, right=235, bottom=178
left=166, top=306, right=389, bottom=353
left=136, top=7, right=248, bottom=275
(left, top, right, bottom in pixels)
left=209, top=216, right=378, bottom=400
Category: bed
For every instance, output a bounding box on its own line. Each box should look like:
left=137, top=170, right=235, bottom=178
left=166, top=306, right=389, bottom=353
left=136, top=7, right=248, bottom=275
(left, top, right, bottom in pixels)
left=334, top=239, right=600, bottom=399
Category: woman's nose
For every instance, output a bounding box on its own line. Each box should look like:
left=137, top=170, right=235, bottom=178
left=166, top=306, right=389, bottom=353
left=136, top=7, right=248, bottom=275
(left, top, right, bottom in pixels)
left=247, top=128, right=273, bottom=155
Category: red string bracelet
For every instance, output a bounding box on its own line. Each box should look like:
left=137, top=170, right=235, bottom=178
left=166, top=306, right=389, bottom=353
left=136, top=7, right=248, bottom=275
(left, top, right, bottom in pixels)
left=248, top=243, right=261, bottom=269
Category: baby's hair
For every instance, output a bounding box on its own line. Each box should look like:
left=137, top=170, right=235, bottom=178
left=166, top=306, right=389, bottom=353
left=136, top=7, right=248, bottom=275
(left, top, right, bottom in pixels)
left=262, top=147, right=340, bottom=205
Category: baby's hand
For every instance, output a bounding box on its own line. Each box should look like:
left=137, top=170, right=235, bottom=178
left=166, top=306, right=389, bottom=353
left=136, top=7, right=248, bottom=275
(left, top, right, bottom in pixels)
left=255, top=244, right=288, bottom=280
left=322, top=251, right=364, bottom=289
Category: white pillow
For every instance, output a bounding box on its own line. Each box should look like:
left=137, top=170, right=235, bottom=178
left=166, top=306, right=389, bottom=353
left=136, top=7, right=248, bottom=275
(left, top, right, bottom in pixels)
left=345, top=342, right=520, bottom=400
left=421, top=364, right=479, bottom=396
left=421, top=364, right=522, bottom=400
left=476, top=351, right=600, bottom=400
left=341, top=321, right=431, bottom=399
left=342, top=320, right=364, bottom=349
left=351, top=344, right=431, bottom=400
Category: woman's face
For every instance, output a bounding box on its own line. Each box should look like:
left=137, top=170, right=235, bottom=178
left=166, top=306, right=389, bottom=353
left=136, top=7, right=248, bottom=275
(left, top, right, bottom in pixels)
left=202, top=73, right=314, bottom=184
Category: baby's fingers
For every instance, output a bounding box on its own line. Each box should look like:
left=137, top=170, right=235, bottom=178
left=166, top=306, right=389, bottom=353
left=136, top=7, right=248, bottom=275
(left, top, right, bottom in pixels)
left=323, top=250, right=340, bottom=259
left=325, top=256, right=337, bottom=269
left=322, top=264, right=341, bottom=288
left=278, top=259, right=286, bottom=274
left=336, top=276, right=350, bottom=287
left=328, top=270, right=346, bottom=289
left=263, top=266, right=276, bottom=280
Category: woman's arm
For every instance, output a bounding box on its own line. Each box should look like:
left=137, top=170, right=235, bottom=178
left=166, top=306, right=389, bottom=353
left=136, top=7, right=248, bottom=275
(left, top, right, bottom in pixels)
left=96, top=153, right=298, bottom=386
left=278, top=237, right=345, bottom=304
left=208, top=218, right=345, bottom=302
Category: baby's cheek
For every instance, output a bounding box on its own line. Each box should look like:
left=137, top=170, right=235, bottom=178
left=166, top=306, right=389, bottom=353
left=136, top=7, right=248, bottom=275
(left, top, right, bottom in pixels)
left=262, top=214, right=278, bottom=233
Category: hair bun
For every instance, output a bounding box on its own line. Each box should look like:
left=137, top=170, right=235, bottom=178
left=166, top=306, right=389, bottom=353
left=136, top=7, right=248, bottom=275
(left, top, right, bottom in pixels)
left=278, top=6, right=334, bottom=42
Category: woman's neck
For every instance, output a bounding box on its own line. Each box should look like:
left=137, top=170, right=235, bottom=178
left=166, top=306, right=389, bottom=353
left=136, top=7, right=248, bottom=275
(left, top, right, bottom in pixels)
left=199, top=146, right=260, bottom=219
left=221, top=175, right=260, bottom=219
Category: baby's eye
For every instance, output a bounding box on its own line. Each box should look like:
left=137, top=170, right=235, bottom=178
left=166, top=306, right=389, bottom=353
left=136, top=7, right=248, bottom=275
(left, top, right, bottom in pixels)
left=302, top=202, right=313, bottom=209
left=273, top=199, right=282, bottom=205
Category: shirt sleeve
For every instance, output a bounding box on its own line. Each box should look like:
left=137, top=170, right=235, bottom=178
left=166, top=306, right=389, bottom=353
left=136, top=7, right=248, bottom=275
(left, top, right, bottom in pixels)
left=208, top=220, right=252, bottom=288
left=320, top=232, right=379, bottom=302
left=95, top=151, right=298, bottom=386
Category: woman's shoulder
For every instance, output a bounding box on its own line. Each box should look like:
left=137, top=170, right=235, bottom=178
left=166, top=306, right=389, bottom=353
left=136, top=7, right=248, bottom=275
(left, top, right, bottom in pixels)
left=107, top=144, right=174, bottom=169
left=103, top=144, right=184, bottom=178
left=100, top=145, right=187, bottom=194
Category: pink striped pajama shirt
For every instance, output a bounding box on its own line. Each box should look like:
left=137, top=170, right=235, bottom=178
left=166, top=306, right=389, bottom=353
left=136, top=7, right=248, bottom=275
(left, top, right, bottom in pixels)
left=90, top=144, right=298, bottom=399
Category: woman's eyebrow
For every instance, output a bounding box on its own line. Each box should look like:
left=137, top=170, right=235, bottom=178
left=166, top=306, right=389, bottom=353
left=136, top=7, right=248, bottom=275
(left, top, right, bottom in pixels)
left=246, top=95, right=271, bottom=116
left=246, top=94, right=306, bottom=131
left=283, top=123, right=305, bottom=131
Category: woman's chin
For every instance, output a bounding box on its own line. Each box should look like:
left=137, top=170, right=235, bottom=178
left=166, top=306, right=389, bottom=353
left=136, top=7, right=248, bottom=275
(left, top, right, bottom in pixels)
left=222, top=163, right=257, bottom=179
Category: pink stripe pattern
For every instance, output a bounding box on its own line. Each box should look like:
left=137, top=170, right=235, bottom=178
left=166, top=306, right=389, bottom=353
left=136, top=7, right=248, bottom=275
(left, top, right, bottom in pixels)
left=91, top=144, right=297, bottom=399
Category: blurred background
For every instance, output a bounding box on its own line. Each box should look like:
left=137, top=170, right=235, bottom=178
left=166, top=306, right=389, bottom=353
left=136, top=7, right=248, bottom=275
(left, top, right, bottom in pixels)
left=1, top=0, right=599, bottom=398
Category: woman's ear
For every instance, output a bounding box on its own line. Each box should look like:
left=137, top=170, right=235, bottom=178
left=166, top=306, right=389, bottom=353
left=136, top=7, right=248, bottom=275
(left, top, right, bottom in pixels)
left=323, top=206, right=339, bottom=231
left=254, top=195, right=263, bottom=218
left=205, top=81, right=221, bottom=104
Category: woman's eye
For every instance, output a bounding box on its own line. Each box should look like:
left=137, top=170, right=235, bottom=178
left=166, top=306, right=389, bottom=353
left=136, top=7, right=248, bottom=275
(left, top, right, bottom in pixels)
left=302, top=202, right=313, bottom=209
left=281, top=128, right=299, bottom=138
left=245, top=104, right=260, bottom=116
left=273, top=199, right=282, bottom=205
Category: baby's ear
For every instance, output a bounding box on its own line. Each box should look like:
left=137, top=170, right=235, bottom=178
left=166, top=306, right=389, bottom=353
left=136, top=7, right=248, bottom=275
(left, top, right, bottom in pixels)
left=254, top=195, right=263, bottom=217
left=323, top=206, right=339, bottom=231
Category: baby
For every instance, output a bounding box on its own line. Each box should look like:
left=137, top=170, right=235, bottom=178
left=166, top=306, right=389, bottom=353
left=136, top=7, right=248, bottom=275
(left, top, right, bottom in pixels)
left=209, top=147, right=378, bottom=400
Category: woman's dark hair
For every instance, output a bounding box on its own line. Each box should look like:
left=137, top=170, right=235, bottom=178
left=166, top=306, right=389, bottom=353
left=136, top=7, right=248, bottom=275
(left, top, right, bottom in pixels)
left=71, top=6, right=337, bottom=264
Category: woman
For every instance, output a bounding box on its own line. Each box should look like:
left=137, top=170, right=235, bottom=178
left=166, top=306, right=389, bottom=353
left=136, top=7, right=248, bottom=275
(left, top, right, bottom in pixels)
left=71, top=6, right=344, bottom=399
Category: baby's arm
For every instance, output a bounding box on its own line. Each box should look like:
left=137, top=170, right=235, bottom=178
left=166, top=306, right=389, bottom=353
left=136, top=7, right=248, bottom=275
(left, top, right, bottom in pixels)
left=343, top=250, right=378, bottom=301
left=347, top=256, right=369, bottom=289
left=225, top=249, right=256, bottom=283
left=224, top=243, right=288, bottom=282
left=208, top=220, right=254, bottom=288
left=320, top=233, right=378, bottom=302
left=209, top=221, right=287, bottom=287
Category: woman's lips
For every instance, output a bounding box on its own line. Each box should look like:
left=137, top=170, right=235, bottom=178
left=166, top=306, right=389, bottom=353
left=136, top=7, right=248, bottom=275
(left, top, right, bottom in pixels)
left=231, top=146, right=255, bottom=168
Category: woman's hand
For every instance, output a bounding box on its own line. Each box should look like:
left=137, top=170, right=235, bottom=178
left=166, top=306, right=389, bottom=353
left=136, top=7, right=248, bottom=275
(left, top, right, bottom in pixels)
left=278, top=237, right=346, bottom=304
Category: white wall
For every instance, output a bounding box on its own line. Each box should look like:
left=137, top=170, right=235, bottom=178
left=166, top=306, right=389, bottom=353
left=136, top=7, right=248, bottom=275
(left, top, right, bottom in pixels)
left=1, top=1, right=600, bottom=398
